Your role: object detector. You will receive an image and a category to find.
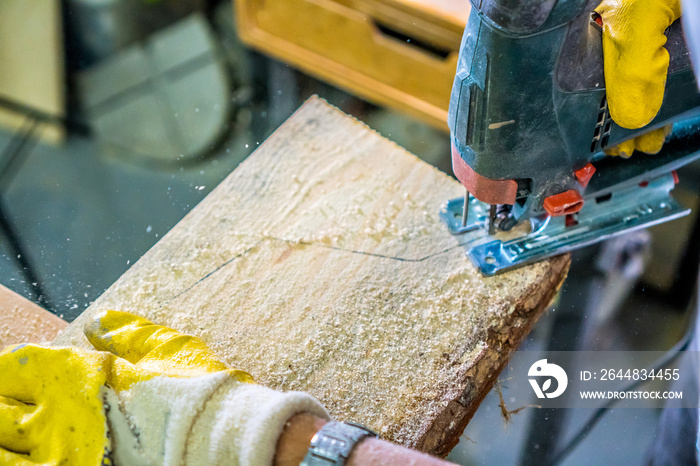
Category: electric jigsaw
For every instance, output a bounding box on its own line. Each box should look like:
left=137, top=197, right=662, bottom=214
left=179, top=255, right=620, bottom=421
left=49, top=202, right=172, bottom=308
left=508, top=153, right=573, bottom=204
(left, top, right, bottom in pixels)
left=441, top=0, right=700, bottom=275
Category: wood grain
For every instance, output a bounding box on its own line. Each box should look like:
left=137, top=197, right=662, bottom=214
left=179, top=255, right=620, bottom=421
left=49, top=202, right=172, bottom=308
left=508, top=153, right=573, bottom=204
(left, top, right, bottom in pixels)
left=54, top=97, right=569, bottom=456
left=0, top=285, right=66, bottom=348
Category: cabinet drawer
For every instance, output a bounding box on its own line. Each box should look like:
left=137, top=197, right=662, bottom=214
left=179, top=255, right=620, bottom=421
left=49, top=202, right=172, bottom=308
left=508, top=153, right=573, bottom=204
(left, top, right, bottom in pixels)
left=236, top=0, right=469, bottom=130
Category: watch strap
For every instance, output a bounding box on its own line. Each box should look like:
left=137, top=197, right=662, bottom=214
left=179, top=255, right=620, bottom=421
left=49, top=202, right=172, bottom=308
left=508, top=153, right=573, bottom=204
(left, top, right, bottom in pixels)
left=300, top=421, right=378, bottom=465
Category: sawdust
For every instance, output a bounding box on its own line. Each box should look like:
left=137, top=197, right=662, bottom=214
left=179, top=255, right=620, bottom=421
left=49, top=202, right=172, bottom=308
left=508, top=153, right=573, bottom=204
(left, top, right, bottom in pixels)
left=69, top=232, right=549, bottom=447
left=53, top=97, right=569, bottom=453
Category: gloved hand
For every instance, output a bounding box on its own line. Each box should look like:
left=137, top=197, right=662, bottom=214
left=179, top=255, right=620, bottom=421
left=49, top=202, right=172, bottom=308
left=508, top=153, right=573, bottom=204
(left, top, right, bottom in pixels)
left=595, top=0, right=681, bottom=157
left=0, top=310, right=329, bottom=466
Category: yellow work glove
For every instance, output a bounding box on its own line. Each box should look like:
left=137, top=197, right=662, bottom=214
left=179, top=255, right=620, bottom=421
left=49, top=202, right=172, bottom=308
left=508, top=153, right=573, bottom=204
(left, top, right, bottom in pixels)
left=595, top=0, right=681, bottom=157
left=0, top=310, right=328, bottom=466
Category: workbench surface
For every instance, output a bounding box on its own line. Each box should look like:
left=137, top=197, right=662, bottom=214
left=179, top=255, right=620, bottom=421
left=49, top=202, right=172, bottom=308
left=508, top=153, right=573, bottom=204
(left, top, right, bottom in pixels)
left=0, top=284, right=66, bottom=348
left=55, top=97, right=569, bottom=456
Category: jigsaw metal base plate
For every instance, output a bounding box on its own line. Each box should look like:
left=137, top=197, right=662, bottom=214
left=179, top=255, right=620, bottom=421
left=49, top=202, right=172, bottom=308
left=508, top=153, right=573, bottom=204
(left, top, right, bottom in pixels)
left=440, top=174, right=690, bottom=275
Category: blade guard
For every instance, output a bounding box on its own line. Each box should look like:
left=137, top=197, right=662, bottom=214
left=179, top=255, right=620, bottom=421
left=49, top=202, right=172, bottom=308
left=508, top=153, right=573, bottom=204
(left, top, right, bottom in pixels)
left=451, top=143, right=517, bottom=205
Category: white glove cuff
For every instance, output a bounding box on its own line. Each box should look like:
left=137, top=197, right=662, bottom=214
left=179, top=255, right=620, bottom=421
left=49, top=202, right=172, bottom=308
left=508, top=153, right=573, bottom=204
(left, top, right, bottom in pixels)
left=187, top=380, right=330, bottom=466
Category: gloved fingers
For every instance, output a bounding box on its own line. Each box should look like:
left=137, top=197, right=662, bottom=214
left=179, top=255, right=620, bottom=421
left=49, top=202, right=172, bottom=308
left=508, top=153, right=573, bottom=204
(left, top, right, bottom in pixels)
left=595, top=0, right=681, bottom=129
left=0, top=396, right=35, bottom=418
left=85, top=310, right=230, bottom=375
left=0, top=397, right=35, bottom=455
left=633, top=124, right=672, bottom=154
left=604, top=124, right=672, bottom=158
left=0, top=396, right=36, bottom=419
left=0, top=447, right=35, bottom=466
left=0, top=345, right=40, bottom=401
left=605, top=137, right=636, bottom=158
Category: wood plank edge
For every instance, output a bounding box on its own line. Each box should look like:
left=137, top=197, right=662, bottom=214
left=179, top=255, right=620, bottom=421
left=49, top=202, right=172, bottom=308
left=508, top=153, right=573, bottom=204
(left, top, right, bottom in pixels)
left=415, top=253, right=571, bottom=457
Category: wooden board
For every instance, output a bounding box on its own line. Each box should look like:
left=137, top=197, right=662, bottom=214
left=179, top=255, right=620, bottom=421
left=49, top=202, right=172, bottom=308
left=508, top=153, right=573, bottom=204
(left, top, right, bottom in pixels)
left=54, top=97, right=569, bottom=456
left=0, top=285, right=66, bottom=348
left=0, top=0, right=65, bottom=143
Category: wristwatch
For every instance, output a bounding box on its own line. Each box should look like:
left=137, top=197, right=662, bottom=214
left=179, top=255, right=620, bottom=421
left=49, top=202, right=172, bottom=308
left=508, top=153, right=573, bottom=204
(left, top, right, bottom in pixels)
left=300, top=421, right=378, bottom=465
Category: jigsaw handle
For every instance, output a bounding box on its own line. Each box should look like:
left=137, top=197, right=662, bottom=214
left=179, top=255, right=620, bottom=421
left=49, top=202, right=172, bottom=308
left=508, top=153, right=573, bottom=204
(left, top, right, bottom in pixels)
left=468, top=0, right=590, bottom=35
left=449, top=0, right=700, bottom=222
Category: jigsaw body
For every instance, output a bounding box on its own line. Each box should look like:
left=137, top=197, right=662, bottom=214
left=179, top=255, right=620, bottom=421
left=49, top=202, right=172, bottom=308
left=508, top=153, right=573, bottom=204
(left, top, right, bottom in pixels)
left=443, top=0, right=700, bottom=274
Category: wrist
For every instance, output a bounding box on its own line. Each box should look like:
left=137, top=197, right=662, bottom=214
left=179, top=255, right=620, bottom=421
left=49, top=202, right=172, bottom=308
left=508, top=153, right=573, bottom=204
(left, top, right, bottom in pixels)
left=274, top=413, right=328, bottom=466
left=276, top=416, right=456, bottom=466
left=348, top=437, right=454, bottom=466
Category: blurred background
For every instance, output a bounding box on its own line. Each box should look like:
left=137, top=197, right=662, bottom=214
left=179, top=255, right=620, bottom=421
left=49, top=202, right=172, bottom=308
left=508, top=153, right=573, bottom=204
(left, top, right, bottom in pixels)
left=0, top=1, right=698, bottom=464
